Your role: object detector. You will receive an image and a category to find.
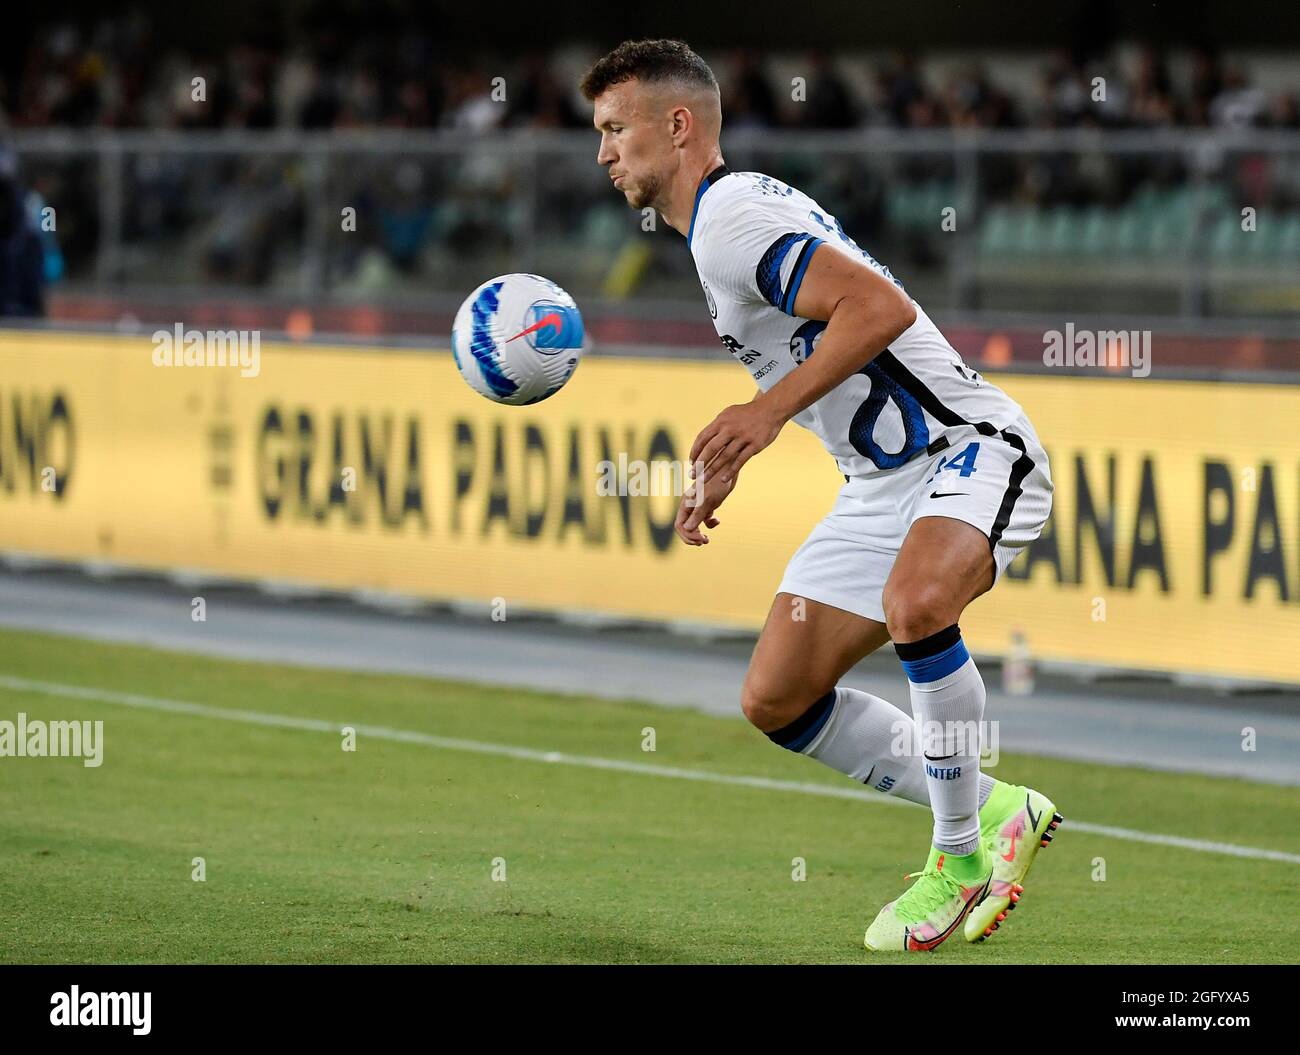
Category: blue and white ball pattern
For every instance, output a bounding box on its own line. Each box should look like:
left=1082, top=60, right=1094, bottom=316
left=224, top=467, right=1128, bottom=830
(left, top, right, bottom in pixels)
left=451, top=274, right=585, bottom=405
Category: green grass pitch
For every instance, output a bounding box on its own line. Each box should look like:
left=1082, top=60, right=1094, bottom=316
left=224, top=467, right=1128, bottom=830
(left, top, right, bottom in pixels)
left=1, top=627, right=1297, bottom=964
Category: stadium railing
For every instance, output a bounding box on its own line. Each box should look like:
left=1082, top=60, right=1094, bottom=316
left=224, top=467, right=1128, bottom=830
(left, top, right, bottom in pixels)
left=10, top=127, right=1300, bottom=326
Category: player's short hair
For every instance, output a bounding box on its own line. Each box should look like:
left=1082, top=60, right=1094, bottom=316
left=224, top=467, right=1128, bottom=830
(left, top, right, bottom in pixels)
left=579, top=39, right=719, bottom=101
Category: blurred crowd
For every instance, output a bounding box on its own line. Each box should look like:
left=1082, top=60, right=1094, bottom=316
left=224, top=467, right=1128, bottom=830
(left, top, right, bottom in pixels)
left=3, top=15, right=1299, bottom=315
left=4, top=16, right=1299, bottom=133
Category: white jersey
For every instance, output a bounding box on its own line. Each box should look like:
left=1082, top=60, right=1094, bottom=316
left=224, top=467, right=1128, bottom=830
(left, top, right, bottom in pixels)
left=688, top=166, right=1028, bottom=480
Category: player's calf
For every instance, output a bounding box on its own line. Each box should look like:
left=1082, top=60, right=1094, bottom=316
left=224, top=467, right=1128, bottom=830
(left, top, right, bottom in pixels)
left=895, top=623, right=988, bottom=858
left=746, top=683, right=932, bottom=804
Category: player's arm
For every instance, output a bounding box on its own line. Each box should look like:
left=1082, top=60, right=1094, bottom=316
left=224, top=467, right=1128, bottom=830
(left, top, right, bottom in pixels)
left=757, top=244, right=916, bottom=427
left=690, top=243, right=916, bottom=484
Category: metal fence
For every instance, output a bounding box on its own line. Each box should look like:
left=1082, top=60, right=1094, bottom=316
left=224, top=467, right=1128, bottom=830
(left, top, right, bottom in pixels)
left=12, top=127, right=1300, bottom=319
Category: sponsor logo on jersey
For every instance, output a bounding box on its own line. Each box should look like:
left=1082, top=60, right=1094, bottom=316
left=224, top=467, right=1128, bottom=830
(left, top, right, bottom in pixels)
left=719, top=334, right=763, bottom=364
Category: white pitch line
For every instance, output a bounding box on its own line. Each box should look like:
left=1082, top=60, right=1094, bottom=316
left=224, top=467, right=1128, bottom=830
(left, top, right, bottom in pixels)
left=3, top=673, right=1298, bottom=866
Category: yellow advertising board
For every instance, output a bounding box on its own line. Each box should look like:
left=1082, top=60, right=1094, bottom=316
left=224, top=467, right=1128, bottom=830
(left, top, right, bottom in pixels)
left=2, top=330, right=1297, bottom=683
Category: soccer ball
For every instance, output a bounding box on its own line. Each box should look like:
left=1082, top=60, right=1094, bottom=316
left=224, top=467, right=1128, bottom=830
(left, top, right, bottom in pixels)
left=451, top=273, right=585, bottom=405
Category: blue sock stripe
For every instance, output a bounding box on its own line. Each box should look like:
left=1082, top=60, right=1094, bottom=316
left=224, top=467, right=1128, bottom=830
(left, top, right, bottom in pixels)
left=767, top=690, right=837, bottom=752
left=900, top=639, right=971, bottom=684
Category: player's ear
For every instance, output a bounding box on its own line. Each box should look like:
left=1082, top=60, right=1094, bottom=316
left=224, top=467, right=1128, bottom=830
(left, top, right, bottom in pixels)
left=669, top=105, right=691, bottom=143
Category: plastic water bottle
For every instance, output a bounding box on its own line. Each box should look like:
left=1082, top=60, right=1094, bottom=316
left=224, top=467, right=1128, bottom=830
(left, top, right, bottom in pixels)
left=1003, top=628, right=1035, bottom=696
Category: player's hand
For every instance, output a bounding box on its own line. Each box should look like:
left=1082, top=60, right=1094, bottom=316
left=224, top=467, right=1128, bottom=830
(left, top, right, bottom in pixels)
left=689, top=399, right=785, bottom=485
left=674, top=469, right=737, bottom=546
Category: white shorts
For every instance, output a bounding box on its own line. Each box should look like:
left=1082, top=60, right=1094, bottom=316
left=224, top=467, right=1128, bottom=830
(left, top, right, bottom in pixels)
left=777, top=414, right=1053, bottom=624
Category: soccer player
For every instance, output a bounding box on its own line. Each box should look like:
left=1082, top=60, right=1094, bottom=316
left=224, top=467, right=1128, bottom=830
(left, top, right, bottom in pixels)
left=581, top=40, right=1062, bottom=952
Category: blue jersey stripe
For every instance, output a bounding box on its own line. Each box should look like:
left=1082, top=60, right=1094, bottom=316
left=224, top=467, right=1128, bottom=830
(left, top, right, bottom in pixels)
left=782, top=236, right=823, bottom=314
left=756, top=232, right=811, bottom=310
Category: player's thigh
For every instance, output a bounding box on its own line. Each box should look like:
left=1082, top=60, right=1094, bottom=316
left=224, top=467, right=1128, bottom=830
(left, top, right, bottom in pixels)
left=883, top=425, right=1050, bottom=640
left=882, top=515, right=994, bottom=641
left=741, top=593, right=891, bottom=732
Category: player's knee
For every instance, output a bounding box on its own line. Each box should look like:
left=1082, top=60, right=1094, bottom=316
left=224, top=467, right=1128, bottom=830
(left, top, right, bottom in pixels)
left=740, top=673, right=809, bottom=733
left=739, top=677, right=782, bottom=730
left=882, top=580, right=953, bottom=642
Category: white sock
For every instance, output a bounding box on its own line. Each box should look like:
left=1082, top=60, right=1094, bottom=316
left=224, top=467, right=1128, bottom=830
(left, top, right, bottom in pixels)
left=767, top=686, right=994, bottom=810
left=897, top=626, right=986, bottom=855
